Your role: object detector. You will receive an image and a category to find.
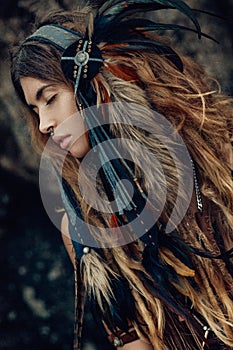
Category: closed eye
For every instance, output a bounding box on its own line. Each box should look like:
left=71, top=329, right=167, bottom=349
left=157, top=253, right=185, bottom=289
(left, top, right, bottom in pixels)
left=46, top=94, right=57, bottom=106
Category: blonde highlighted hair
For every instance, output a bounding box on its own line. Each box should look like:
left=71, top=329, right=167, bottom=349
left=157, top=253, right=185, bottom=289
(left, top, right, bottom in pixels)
left=11, top=6, right=233, bottom=349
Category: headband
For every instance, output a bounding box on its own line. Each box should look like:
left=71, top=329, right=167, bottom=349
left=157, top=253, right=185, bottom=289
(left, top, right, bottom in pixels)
left=25, top=24, right=83, bottom=50
left=25, top=24, right=103, bottom=93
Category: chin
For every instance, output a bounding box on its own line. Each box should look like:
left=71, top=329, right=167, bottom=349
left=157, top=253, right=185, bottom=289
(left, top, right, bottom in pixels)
left=69, top=138, right=90, bottom=159
left=69, top=147, right=88, bottom=159
left=70, top=150, right=83, bottom=158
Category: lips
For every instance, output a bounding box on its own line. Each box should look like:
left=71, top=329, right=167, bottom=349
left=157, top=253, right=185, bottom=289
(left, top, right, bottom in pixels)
left=52, top=134, right=73, bottom=150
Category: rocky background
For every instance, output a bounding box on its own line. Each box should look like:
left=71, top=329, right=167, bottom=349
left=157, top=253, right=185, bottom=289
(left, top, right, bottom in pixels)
left=0, top=1, right=232, bottom=350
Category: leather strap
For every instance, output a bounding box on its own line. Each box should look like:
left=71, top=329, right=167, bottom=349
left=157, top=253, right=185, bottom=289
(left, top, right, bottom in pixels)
left=109, top=329, right=139, bottom=347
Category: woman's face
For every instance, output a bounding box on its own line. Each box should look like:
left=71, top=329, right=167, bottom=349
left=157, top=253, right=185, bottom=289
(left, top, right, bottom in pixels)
left=20, top=77, right=90, bottom=158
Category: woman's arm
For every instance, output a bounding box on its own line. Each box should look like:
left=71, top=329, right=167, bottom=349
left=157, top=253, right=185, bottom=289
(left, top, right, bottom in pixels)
left=60, top=212, right=76, bottom=267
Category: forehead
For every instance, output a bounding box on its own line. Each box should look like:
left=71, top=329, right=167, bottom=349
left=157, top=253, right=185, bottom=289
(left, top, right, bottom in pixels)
left=20, top=76, right=51, bottom=88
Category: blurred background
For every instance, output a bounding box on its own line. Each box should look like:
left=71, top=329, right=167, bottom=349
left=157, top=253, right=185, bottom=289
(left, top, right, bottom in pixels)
left=0, top=0, right=232, bottom=349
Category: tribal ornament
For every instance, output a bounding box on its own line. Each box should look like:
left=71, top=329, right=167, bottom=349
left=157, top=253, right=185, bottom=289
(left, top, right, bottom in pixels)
left=24, top=0, right=213, bottom=98
left=61, top=39, right=103, bottom=94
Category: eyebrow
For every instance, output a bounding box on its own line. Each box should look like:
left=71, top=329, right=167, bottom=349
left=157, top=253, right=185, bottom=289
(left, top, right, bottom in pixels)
left=28, top=84, right=54, bottom=109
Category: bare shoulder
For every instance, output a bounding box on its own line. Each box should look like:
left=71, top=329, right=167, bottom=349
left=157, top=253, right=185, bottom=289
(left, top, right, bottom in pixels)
left=61, top=213, right=76, bottom=267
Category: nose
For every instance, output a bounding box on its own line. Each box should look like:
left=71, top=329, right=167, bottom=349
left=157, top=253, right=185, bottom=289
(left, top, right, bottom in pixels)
left=39, top=111, right=56, bottom=135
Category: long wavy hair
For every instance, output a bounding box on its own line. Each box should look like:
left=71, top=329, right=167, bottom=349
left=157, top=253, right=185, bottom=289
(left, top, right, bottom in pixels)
left=11, top=6, right=233, bottom=350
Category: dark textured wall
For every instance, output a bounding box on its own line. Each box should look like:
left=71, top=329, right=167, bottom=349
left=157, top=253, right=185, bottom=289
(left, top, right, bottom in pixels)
left=0, top=1, right=232, bottom=349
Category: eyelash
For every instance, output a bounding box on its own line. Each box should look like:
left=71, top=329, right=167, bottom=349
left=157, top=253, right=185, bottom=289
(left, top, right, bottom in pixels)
left=46, top=94, right=57, bottom=106
left=29, top=93, right=58, bottom=116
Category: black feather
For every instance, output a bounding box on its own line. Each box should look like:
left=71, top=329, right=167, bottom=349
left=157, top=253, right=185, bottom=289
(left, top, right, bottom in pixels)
left=103, top=38, right=184, bottom=71
left=141, top=246, right=202, bottom=331
left=92, top=1, right=207, bottom=74
left=120, top=19, right=217, bottom=42
left=158, top=234, right=195, bottom=270
left=96, top=0, right=201, bottom=38
left=94, top=17, right=217, bottom=45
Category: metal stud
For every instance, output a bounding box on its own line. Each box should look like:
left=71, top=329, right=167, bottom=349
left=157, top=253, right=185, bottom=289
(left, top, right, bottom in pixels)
left=83, top=247, right=90, bottom=254
left=113, top=337, right=123, bottom=347
left=74, top=51, right=89, bottom=66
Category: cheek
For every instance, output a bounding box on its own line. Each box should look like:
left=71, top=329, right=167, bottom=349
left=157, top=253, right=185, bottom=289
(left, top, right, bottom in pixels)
left=60, top=105, right=76, bottom=121
left=64, top=93, right=77, bottom=114
left=56, top=93, right=77, bottom=122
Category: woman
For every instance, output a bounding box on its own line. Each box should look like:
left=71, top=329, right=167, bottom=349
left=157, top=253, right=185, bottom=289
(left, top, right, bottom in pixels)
left=10, top=1, right=233, bottom=349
